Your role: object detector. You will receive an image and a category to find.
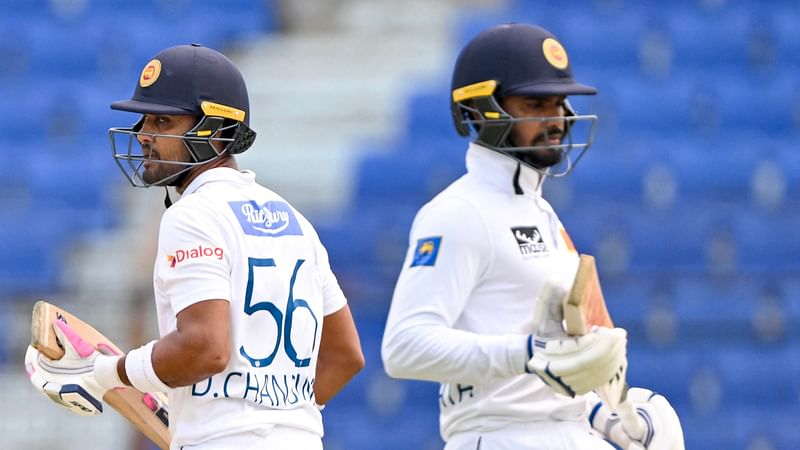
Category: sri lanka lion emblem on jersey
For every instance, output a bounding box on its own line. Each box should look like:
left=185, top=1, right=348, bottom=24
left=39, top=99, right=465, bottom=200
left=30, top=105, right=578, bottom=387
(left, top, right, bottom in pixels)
left=411, top=236, right=442, bottom=267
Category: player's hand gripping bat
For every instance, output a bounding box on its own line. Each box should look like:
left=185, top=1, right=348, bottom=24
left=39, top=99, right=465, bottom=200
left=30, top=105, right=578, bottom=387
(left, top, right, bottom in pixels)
left=563, top=254, right=646, bottom=440
left=30, top=301, right=171, bottom=450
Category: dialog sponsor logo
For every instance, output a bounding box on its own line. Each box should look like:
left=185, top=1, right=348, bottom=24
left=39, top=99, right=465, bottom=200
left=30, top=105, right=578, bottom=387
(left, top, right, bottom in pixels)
left=167, top=245, right=224, bottom=268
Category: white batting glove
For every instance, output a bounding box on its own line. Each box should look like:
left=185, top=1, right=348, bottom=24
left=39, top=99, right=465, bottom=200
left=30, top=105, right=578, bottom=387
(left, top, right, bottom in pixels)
left=525, top=282, right=628, bottom=397
left=589, top=387, right=685, bottom=450
left=526, top=327, right=627, bottom=396
left=24, top=320, right=124, bottom=416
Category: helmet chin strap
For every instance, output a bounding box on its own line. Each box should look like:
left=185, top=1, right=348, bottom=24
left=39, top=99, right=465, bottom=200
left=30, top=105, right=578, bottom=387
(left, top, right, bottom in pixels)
left=161, top=166, right=192, bottom=209
left=512, top=162, right=524, bottom=195
left=163, top=186, right=173, bottom=209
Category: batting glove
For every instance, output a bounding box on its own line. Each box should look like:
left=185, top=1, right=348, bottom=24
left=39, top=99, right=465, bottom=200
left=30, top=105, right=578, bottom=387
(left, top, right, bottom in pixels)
left=526, top=326, right=627, bottom=396
left=525, top=281, right=628, bottom=397
left=589, top=387, right=685, bottom=450
left=25, top=320, right=123, bottom=416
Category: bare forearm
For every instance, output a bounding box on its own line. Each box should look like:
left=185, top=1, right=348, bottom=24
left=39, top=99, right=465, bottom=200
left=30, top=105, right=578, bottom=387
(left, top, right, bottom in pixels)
left=314, top=356, right=363, bottom=405
left=117, top=300, right=231, bottom=388
left=314, top=305, right=365, bottom=404
left=117, top=331, right=228, bottom=387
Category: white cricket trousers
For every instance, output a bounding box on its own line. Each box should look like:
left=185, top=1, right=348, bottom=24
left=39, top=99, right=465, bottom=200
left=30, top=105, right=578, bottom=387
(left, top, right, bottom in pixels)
left=178, top=426, right=322, bottom=450
left=444, top=421, right=616, bottom=450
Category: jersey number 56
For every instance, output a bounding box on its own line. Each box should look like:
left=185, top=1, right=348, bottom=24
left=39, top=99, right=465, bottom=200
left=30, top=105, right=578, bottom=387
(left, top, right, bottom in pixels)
left=240, top=257, right=319, bottom=368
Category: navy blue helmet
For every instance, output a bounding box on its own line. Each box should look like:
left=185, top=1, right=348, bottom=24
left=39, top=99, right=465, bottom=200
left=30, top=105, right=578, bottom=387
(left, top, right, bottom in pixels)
left=109, top=44, right=256, bottom=187
left=451, top=23, right=597, bottom=176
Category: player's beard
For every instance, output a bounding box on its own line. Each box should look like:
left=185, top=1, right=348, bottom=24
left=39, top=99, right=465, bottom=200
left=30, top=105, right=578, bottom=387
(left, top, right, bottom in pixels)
left=511, top=125, right=564, bottom=169
left=140, top=143, right=192, bottom=186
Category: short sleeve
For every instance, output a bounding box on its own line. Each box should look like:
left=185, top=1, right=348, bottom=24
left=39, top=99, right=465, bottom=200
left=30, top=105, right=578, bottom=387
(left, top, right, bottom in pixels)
left=156, top=203, right=232, bottom=314
left=309, top=226, right=348, bottom=316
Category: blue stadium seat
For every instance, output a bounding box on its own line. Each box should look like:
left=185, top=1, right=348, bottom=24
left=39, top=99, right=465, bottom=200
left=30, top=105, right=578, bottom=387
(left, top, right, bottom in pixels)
left=600, top=277, right=657, bottom=327
left=325, top=398, right=441, bottom=450
left=711, top=344, right=799, bottom=408
left=354, top=148, right=465, bottom=207
left=668, top=144, right=757, bottom=201
left=566, top=145, right=649, bottom=203
left=0, top=138, right=31, bottom=187
left=0, top=81, right=52, bottom=139
left=325, top=309, right=440, bottom=450
left=568, top=205, right=723, bottom=273
left=772, top=5, right=800, bottom=67
left=20, top=16, right=108, bottom=77
left=610, top=76, right=697, bottom=132
left=713, top=71, right=798, bottom=133
left=0, top=0, right=50, bottom=12
left=315, top=203, right=418, bottom=287
left=672, top=278, right=759, bottom=329
left=664, top=9, right=751, bottom=68
left=732, top=211, right=800, bottom=272
left=682, top=407, right=800, bottom=450
left=778, top=277, right=800, bottom=325
left=27, top=144, right=117, bottom=210
left=7, top=1, right=275, bottom=81
left=86, top=0, right=276, bottom=41
left=398, top=135, right=465, bottom=159
left=0, top=214, right=65, bottom=294
left=0, top=76, right=128, bottom=141
left=773, top=139, right=800, bottom=201
left=549, top=7, right=647, bottom=68
left=626, top=347, right=692, bottom=404
left=405, top=88, right=455, bottom=139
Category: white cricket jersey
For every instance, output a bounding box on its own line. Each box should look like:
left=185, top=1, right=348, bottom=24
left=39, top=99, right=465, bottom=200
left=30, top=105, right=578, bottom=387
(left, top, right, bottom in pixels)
left=382, top=143, right=587, bottom=441
left=152, top=168, right=347, bottom=449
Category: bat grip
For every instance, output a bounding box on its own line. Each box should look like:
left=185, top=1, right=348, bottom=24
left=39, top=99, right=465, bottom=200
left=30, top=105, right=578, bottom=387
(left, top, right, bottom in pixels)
left=617, top=398, right=645, bottom=441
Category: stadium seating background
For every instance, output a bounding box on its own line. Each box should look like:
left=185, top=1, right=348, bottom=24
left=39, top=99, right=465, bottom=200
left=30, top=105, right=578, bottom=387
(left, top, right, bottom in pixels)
left=1, top=0, right=797, bottom=448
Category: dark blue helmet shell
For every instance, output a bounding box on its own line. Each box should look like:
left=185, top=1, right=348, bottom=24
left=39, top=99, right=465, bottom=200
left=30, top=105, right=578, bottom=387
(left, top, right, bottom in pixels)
left=451, top=23, right=597, bottom=99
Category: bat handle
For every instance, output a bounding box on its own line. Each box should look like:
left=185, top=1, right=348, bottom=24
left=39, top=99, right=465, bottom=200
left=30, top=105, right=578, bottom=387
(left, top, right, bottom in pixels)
left=617, top=397, right=646, bottom=441
left=534, top=283, right=568, bottom=338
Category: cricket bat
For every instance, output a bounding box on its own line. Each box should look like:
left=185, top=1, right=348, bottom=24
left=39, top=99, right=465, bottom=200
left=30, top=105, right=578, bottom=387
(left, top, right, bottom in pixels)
left=31, top=301, right=171, bottom=450
left=563, top=254, right=645, bottom=439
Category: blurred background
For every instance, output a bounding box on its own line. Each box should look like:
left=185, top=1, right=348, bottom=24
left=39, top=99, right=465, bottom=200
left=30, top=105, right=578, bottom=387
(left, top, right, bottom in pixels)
left=0, top=0, right=798, bottom=448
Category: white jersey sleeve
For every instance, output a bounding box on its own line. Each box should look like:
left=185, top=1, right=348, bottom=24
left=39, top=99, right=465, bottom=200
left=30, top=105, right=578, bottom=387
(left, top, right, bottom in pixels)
left=158, top=203, right=233, bottom=314
left=309, top=227, right=347, bottom=316
left=382, top=196, right=530, bottom=385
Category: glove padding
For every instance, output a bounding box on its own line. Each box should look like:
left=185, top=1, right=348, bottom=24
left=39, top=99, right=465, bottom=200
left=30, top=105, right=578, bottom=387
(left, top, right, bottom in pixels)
left=526, top=326, right=628, bottom=396
left=526, top=280, right=628, bottom=397
left=25, top=320, right=120, bottom=416
left=589, top=387, right=685, bottom=450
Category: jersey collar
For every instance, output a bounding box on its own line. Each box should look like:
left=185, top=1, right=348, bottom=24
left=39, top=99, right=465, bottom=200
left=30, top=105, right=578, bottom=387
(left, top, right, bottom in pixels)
left=466, top=143, right=544, bottom=197
left=181, top=167, right=255, bottom=197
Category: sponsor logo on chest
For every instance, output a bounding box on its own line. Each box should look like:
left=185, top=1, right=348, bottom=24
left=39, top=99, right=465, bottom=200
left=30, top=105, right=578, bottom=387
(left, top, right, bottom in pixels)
left=510, top=226, right=549, bottom=256
left=167, top=245, right=224, bottom=268
left=228, top=200, right=304, bottom=237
